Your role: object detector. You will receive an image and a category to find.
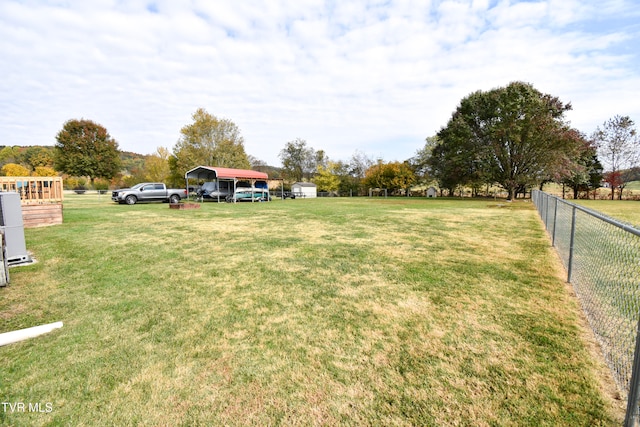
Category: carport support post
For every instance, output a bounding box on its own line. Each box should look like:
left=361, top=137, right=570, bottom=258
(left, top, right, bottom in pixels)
left=184, top=176, right=189, bottom=200
left=233, top=179, right=237, bottom=203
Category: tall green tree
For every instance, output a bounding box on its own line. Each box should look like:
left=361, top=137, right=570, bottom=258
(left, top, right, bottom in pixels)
left=279, top=138, right=315, bottom=182
left=435, top=82, right=576, bottom=200
left=54, top=119, right=121, bottom=183
left=561, top=133, right=603, bottom=199
left=592, top=115, right=639, bottom=200
left=173, top=108, right=250, bottom=175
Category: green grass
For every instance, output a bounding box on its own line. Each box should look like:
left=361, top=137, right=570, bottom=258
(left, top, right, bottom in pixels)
left=572, top=199, right=640, bottom=228
left=1, top=194, right=622, bottom=426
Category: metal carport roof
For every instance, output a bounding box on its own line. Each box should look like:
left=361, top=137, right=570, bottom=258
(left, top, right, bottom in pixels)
left=185, top=166, right=268, bottom=181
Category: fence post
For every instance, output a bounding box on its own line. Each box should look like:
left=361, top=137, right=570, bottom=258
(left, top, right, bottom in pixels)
left=552, top=197, right=558, bottom=247
left=544, top=193, right=549, bottom=228
left=567, top=206, right=577, bottom=283
left=625, top=318, right=640, bottom=427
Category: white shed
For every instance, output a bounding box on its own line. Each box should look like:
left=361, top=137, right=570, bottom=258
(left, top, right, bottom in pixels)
left=426, top=187, right=438, bottom=198
left=292, top=182, right=317, bottom=198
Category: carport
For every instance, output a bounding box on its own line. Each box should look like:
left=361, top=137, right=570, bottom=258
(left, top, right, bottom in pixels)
left=185, top=166, right=272, bottom=202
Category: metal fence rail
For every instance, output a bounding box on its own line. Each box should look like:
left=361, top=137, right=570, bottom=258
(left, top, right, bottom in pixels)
left=532, top=190, right=640, bottom=426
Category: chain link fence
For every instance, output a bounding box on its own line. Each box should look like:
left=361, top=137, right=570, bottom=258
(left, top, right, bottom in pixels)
left=532, top=190, right=640, bottom=426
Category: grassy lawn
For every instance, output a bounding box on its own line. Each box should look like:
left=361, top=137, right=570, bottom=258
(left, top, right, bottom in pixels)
left=572, top=199, right=640, bottom=228
left=1, top=194, right=623, bottom=426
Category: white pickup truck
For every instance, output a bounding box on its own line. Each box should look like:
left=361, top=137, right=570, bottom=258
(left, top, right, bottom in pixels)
left=111, top=183, right=188, bottom=205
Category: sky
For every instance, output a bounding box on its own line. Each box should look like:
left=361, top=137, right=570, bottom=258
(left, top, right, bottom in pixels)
left=1, top=0, right=639, bottom=167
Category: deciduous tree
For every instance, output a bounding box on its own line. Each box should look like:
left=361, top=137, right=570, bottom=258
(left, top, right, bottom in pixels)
left=23, top=146, right=54, bottom=169
left=144, top=146, right=171, bottom=182
left=363, top=161, right=416, bottom=194
left=593, top=115, right=639, bottom=200
left=434, top=82, right=576, bottom=200
left=348, top=150, right=374, bottom=180
left=2, top=163, right=30, bottom=176
left=173, top=108, right=250, bottom=174
left=279, top=138, right=315, bottom=182
left=410, top=136, right=439, bottom=184
left=313, top=162, right=341, bottom=193
left=1, top=163, right=29, bottom=176
left=34, top=166, right=58, bottom=177
left=54, top=119, right=121, bottom=183
left=561, top=134, right=603, bottom=199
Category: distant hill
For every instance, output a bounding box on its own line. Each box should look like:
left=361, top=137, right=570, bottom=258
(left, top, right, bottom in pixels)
left=119, top=151, right=151, bottom=176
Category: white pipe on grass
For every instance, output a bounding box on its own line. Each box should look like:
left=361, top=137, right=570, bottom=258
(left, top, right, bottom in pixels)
left=0, top=321, right=63, bottom=347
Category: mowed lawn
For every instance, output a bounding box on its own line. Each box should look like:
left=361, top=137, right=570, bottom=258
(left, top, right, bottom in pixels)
left=1, top=195, right=623, bottom=426
left=574, top=199, right=640, bottom=229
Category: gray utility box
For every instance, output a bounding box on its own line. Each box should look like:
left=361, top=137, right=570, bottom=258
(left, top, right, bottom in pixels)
left=0, top=192, right=31, bottom=265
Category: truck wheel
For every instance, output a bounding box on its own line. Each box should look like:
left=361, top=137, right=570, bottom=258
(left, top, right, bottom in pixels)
left=125, top=195, right=137, bottom=205
left=169, top=194, right=180, bottom=204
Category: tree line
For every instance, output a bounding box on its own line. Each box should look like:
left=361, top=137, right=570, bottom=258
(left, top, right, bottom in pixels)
left=4, top=82, right=639, bottom=199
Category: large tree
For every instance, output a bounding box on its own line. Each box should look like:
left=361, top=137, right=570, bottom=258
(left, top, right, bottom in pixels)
left=144, top=146, right=171, bottom=182
left=561, top=133, right=603, bottom=199
left=434, top=82, right=577, bottom=200
left=429, top=127, right=486, bottom=196
left=279, top=138, right=316, bottom=182
left=54, top=119, right=121, bottom=183
left=173, top=108, right=250, bottom=175
left=313, top=161, right=341, bottom=194
left=592, top=115, right=639, bottom=200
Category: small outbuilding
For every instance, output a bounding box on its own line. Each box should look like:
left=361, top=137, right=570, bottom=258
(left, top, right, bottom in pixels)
left=291, top=182, right=317, bottom=198
left=426, top=187, right=438, bottom=198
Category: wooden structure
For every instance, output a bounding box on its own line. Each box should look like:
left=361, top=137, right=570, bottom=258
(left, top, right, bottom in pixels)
left=0, top=177, right=63, bottom=204
left=22, top=204, right=63, bottom=227
left=0, top=177, right=64, bottom=227
left=169, top=203, right=200, bottom=210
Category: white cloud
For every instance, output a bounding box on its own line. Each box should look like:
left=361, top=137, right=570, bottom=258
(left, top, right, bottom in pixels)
left=0, top=0, right=639, bottom=166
